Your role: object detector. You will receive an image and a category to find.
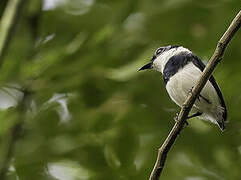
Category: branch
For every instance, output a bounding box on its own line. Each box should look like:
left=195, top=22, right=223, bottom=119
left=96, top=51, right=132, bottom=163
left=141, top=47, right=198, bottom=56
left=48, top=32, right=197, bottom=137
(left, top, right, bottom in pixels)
left=149, top=10, right=241, bottom=180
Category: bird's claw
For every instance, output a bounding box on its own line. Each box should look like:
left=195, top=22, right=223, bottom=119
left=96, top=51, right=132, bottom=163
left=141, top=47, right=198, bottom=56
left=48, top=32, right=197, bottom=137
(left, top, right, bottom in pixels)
left=174, top=113, right=179, bottom=122
left=174, top=112, right=189, bottom=126
left=188, top=86, right=194, bottom=95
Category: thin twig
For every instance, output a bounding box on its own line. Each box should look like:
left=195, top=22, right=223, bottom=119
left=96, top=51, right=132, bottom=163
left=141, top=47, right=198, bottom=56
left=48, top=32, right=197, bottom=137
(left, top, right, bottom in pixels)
left=149, top=10, right=241, bottom=180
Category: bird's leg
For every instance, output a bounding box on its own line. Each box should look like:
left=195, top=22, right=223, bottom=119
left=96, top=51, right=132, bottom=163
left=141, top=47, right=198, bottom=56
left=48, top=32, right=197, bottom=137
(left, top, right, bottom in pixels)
left=173, top=112, right=189, bottom=126
left=188, top=87, right=201, bottom=102
left=174, top=111, right=202, bottom=127
left=188, top=87, right=211, bottom=104
left=187, top=112, right=202, bottom=119
left=188, top=86, right=194, bottom=95
left=185, top=112, right=202, bottom=126
left=174, top=113, right=179, bottom=122
left=188, top=86, right=202, bottom=102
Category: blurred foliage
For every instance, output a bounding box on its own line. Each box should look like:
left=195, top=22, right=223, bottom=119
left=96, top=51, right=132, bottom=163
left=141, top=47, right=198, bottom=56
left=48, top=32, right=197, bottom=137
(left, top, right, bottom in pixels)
left=0, top=0, right=240, bottom=180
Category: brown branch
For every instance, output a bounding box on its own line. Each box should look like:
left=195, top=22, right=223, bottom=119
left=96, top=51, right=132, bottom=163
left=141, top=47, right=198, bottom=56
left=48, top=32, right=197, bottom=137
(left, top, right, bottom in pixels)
left=149, top=10, right=241, bottom=180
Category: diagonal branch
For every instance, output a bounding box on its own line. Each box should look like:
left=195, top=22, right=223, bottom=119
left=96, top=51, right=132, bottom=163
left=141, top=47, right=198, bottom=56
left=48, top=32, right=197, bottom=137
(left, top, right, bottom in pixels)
left=149, top=10, right=241, bottom=180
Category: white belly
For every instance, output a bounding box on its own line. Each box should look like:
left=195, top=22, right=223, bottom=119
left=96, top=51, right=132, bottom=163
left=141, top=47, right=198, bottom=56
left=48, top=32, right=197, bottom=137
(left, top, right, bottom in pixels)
left=165, top=63, right=223, bottom=124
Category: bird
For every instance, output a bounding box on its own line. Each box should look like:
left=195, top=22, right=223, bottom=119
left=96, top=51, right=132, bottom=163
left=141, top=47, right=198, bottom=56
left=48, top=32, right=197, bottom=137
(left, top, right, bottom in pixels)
left=138, top=45, right=227, bottom=131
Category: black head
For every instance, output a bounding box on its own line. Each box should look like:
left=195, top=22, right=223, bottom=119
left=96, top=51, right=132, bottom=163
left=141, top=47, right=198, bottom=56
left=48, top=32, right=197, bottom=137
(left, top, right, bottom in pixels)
left=138, top=45, right=180, bottom=71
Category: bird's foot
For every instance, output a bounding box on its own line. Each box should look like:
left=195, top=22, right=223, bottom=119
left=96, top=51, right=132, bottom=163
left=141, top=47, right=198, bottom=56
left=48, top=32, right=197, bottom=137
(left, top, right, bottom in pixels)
left=174, top=113, right=189, bottom=126
left=173, top=113, right=179, bottom=122
left=188, top=87, right=210, bottom=103
left=188, top=86, right=194, bottom=96
left=187, top=112, right=202, bottom=119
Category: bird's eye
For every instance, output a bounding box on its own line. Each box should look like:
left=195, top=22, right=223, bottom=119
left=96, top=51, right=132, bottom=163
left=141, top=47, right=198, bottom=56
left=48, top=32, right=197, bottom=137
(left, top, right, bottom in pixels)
left=156, top=48, right=164, bottom=55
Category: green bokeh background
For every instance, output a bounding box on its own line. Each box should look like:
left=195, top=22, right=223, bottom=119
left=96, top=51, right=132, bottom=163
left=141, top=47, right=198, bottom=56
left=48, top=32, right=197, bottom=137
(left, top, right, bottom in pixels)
left=0, top=0, right=240, bottom=180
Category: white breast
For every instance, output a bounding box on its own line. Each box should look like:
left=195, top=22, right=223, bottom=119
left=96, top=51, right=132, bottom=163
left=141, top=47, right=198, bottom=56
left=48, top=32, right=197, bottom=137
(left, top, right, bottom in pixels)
left=165, top=62, right=223, bottom=124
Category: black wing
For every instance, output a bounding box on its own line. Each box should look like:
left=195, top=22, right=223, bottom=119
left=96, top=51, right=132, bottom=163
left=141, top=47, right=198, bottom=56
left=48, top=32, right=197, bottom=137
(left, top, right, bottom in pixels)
left=189, top=54, right=227, bottom=122
left=163, top=54, right=190, bottom=84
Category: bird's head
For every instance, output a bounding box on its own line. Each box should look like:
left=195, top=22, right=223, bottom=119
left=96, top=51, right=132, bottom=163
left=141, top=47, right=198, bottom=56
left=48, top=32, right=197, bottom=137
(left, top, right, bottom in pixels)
left=138, top=45, right=191, bottom=73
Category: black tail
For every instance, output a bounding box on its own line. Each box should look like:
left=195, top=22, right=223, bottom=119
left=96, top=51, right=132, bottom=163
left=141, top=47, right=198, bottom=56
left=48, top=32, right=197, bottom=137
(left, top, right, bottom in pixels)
left=217, top=120, right=225, bottom=131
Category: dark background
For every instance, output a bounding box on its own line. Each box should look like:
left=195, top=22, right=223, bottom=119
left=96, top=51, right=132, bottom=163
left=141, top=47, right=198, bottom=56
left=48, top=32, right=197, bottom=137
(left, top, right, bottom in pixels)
left=0, top=0, right=240, bottom=179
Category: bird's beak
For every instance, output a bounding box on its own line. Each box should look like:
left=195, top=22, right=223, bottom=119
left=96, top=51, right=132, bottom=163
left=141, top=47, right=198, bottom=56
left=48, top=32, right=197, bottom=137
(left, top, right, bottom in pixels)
left=138, top=62, right=153, bottom=71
